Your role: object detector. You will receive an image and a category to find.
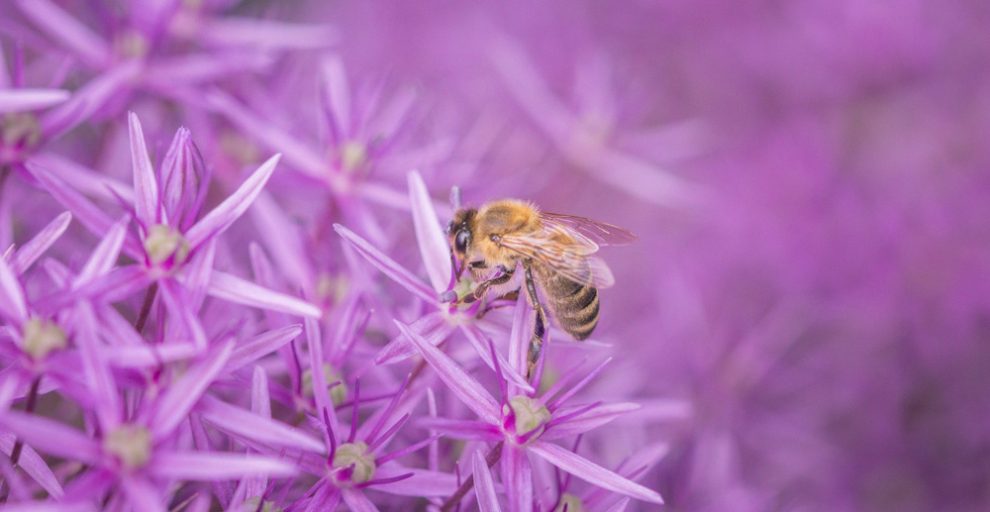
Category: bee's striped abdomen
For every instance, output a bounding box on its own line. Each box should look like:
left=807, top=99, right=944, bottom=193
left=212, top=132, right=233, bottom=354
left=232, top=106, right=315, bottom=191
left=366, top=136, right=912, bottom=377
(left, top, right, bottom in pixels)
left=542, top=270, right=600, bottom=340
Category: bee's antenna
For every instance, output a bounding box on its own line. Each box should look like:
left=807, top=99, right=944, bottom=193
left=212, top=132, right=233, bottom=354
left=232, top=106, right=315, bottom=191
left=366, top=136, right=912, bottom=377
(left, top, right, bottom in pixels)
left=450, top=186, right=462, bottom=210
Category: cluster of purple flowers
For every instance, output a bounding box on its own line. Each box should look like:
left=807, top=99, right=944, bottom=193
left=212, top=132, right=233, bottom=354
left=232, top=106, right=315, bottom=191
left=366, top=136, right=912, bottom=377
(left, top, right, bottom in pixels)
left=2, top=0, right=989, bottom=511
left=0, top=1, right=677, bottom=511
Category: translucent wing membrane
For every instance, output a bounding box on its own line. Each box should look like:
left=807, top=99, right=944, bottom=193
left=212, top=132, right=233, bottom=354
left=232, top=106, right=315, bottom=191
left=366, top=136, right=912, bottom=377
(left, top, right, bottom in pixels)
left=499, top=232, right=616, bottom=288
left=540, top=212, right=638, bottom=246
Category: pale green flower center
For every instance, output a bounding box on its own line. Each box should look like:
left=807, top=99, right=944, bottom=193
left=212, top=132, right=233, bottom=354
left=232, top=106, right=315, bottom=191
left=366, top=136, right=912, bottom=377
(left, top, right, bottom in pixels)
left=144, top=224, right=191, bottom=266
left=339, top=141, right=367, bottom=173
left=115, top=30, right=149, bottom=59
left=302, top=363, right=348, bottom=406
left=104, top=425, right=152, bottom=470
left=22, top=317, right=67, bottom=360
left=554, top=494, right=586, bottom=512
left=2, top=113, right=41, bottom=148
left=454, top=277, right=476, bottom=303
left=315, top=273, right=348, bottom=306
left=242, top=497, right=282, bottom=512
left=509, top=395, right=551, bottom=437
left=332, top=441, right=376, bottom=484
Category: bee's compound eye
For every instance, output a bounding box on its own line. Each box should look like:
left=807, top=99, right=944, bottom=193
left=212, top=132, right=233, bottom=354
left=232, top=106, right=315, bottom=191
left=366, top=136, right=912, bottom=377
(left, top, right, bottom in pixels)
left=454, top=229, right=470, bottom=253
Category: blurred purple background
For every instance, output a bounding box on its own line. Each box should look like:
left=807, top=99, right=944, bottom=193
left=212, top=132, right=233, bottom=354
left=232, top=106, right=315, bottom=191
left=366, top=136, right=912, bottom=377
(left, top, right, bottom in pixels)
left=317, top=2, right=990, bottom=509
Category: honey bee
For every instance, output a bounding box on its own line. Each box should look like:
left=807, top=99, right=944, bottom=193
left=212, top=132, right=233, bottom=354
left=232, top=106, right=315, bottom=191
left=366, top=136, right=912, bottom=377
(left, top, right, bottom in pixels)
left=447, top=199, right=636, bottom=373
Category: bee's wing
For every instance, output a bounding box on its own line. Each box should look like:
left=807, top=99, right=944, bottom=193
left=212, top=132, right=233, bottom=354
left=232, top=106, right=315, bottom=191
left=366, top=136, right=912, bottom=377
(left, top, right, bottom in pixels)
left=539, top=212, right=638, bottom=246
left=499, top=231, right=616, bottom=288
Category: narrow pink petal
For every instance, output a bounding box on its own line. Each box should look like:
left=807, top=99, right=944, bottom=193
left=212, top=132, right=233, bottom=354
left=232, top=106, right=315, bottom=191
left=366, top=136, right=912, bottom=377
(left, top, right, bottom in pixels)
left=0, top=256, right=27, bottom=322
left=407, top=171, right=452, bottom=292
left=251, top=365, right=271, bottom=417
left=200, top=395, right=325, bottom=454
left=28, top=153, right=134, bottom=205
left=11, top=211, right=72, bottom=275
left=473, top=450, right=502, bottom=512
left=76, top=216, right=128, bottom=286
left=394, top=320, right=499, bottom=424
left=0, top=502, right=96, bottom=512
left=416, top=418, right=502, bottom=442
left=158, top=127, right=193, bottom=223
left=250, top=192, right=313, bottom=290
left=40, top=62, right=142, bottom=138
left=375, top=312, right=449, bottom=365
left=200, top=18, right=338, bottom=50
left=334, top=224, right=437, bottom=305
left=185, top=153, right=280, bottom=248
left=226, top=324, right=303, bottom=373
left=359, top=182, right=411, bottom=211
left=74, top=303, right=121, bottom=430
left=14, top=0, right=110, bottom=68
left=371, top=466, right=458, bottom=497
left=150, top=340, right=233, bottom=437
left=158, top=279, right=208, bottom=350
left=0, top=89, right=69, bottom=113
left=502, top=445, right=533, bottom=512
left=542, top=403, right=640, bottom=440
left=305, top=318, right=335, bottom=434
left=426, top=388, right=439, bottom=471
left=461, top=325, right=533, bottom=393
left=152, top=452, right=296, bottom=480
left=0, top=411, right=101, bottom=463
left=27, top=163, right=141, bottom=259
left=0, top=433, right=63, bottom=498
left=585, top=149, right=702, bottom=209
left=529, top=442, right=663, bottom=504
left=48, top=265, right=149, bottom=310
left=319, top=56, right=351, bottom=140
left=144, top=52, right=273, bottom=86
left=105, top=343, right=200, bottom=368
left=489, top=37, right=574, bottom=150
left=183, top=237, right=216, bottom=313
left=340, top=489, right=379, bottom=512
left=371, top=88, right=417, bottom=146
left=207, top=271, right=321, bottom=318
left=128, top=112, right=161, bottom=229
left=206, top=90, right=325, bottom=179
left=546, top=358, right=612, bottom=409
left=120, top=476, right=165, bottom=512
left=506, top=295, right=531, bottom=396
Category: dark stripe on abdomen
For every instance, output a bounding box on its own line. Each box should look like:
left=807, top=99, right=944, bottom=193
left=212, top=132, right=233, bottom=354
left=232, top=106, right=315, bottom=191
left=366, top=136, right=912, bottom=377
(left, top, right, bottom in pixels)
left=546, top=273, right=600, bottom=340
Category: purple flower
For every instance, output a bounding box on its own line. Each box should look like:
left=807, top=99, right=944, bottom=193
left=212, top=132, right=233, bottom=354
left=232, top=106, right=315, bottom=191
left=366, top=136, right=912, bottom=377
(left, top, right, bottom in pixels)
left=398, top=297, right=663, bottom=508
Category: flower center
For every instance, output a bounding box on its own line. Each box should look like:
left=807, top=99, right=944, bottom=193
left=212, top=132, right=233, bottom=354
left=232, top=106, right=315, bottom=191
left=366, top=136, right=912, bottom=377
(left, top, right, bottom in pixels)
left=503, top=395, right=551, bottom=444
left=331, top=441, right=376, bottom=485
left=339, top=141, right=367, bottom=173
left=144, top=224, right=191, bottom=267
left=2, top=113, right=41, bottom=155
left=554, top=494, right=586, bottom=512
left=114, top=29, right=150, bottom=60
left=302, top=363, right=349, bottom=406
left=241, top=497, right=281, bottom=512
left=103, top=425, right=152, bottom=470
left=21, top=317, right=67, bottom=361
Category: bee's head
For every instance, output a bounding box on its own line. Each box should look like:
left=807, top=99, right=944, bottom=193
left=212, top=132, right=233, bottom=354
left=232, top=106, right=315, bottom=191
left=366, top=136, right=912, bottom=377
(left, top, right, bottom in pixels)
left=447, top=208, right=477, bottom=271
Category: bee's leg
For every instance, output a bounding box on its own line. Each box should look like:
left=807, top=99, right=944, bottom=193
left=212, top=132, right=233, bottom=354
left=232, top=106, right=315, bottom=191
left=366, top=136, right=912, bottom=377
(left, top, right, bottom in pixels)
left=522, top=261, right=548, bottom=379
left=463, top=265, right=514, bottom=304
left=477, top=290, right=521, bottom=319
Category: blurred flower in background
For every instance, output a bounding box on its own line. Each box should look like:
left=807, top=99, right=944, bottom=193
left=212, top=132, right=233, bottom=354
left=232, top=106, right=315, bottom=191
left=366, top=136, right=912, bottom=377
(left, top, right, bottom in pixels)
left=0, top=0, right=988, bottom=511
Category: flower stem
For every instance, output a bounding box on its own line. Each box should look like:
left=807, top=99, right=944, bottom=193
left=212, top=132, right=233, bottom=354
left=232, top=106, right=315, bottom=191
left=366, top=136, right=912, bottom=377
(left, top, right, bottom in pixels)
left=439, top=442, right=504, bottom=512
left=134, top=283, right=159, bottom=333
left=0, top=376, right=42, bottom=502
